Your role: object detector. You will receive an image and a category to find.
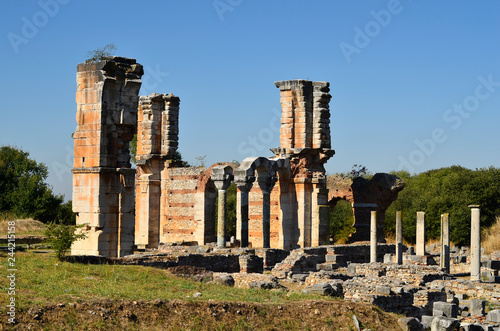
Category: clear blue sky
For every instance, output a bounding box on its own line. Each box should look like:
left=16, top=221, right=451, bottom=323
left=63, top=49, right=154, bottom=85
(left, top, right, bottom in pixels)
left=1, top=0, right=499, bottom=200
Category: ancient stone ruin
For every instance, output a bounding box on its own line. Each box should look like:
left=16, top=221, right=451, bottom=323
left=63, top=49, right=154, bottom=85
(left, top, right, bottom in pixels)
left=327, top=173, right=406, bottom=242
left=70, top=56, right=403, bottom=258
left=69, top=57, right=500, bottom=330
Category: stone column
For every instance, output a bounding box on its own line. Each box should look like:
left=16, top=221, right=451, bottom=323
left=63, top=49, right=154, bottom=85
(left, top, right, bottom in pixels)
left=396, top=211, right=403, bottom=265
left=217, top=189, right=227, bottom=248
left=370, top=211, right=377, bottom=263
left=416, top=211, right=426, bottom=256
left=211, top=166, right=233, bottom=248
left=440, top=213, right=450, bottom=274
left=258, top=175, right=277, bottom=248
left=311, top=178, right=330, bottom=247
left=469, top=205, right=481, bottom=281
left=235, top=181, right=251, bottom=247
left=295, top=178, right=312, bottom=248
left=235, top=170, right=255, bottom=248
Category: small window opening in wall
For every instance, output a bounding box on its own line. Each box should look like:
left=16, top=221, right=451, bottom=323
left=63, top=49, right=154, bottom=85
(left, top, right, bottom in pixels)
left=82, top=157, right=85, bottom=165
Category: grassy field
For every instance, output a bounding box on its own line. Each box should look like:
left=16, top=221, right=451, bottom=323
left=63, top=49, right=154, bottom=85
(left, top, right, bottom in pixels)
left=0, top=250, right=402, bottom=330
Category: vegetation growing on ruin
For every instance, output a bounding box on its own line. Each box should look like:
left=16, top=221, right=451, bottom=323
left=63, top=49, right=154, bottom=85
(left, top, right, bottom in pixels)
left=85, top=43, right=117, bottom=63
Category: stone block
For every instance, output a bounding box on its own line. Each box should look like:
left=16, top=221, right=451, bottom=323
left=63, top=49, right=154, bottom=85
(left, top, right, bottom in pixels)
left=325, top=254, right=345, bottom=264
left=487, top=309, right=500, bottom=323
left=376, top=285, right=392, bottom=295
left=248, top=280, right=279, bottom=290
left=384, top=253, right=393, bottom=263
left=430, top=316, right=459, bottom=331
left=433, top=302, right=458, bottom=318
left=347, top=264, right=357, bottom=274
left=213, top=274, right=234, bottom=287
left=470, top=299, right=485, bottom=316
left=291, top=273, right=308, bottom=282
left=433, top=309, right=445, bottom=317
left=308, top=282, right=342, bottom=297
left=421, top=315, right=434, bottom=326
left=398, top=317, right=424, bottom=331
left=482, top=260, right=500, bottom=270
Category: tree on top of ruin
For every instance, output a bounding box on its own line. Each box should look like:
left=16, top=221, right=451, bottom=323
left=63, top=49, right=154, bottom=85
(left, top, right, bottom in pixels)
left=85, top=43, right=117, bottom=63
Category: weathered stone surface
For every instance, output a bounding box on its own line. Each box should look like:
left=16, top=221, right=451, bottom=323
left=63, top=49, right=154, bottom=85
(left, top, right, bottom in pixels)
left=307, top=282, right=343, bottom=297
left=71, top=68, right=367, bottom=254
left=486, top=309, right=500, bottom=323
left=398, top=317, right=424, bottom=331
left=248, top=280, right=280, bottom=290
left=327, top=173, right=405, bottom=242
left=470, top=299, right=485, bottom=317
left=433, top=301, right=458, bottom=318
left=376, top=285, right=391, bottom=295
left=430, top=316, right=459, bottom=331
left=483, top=260, right=500, bottom=270
left=213, top=274, right=235, bottom=287
left=239, top=254, right=263, bottom=273
left=72, top=57, right=143, bottom=258
left=421, top=315, right=434, bottom=326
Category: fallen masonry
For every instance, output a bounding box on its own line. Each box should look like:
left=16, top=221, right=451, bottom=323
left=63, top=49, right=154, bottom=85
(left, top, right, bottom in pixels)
left=66, top=243, right=500, bottom=330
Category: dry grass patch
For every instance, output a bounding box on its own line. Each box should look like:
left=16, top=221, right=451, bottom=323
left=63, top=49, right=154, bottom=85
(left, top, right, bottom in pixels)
left=0, top=218, right=46, bottom=236
left=482, top=216, right=500, bottom=254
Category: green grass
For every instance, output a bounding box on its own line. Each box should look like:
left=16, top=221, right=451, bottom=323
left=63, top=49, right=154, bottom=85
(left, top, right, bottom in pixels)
left=0, top=250, right=329, bottom=309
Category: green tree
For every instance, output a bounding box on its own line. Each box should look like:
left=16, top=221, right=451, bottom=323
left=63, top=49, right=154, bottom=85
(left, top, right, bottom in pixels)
left=0, top=146, right=73, bottom=223
left=385, top=166, right=500, bottom=246
left=329, top=200, right=355, bottom=243
left=85, top=43, right=117, bottom=63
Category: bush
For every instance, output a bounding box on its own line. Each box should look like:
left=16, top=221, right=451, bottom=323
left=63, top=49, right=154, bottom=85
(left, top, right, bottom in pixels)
left=44, top=223, right=86, bottom=260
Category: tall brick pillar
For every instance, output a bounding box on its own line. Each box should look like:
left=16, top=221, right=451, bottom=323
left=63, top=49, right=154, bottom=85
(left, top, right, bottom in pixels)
left=135, top=93, right=180, bottom=249
left=273, top=80, right=334, bottom=248
left=72, top=57, right=143, bottom=257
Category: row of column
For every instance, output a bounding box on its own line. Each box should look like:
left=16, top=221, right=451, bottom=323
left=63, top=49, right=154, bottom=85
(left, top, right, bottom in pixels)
left=371, top=206, right=482, bottom=281
left=212, top=165, right=277, bottom=249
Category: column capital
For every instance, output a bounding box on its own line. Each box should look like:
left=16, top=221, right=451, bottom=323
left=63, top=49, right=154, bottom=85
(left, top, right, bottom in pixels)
left=274, top=79, right=313, bottom=91
left=211, top=165, right=234, bottom=191
left=235, top=175, right=255, bottom=192
left=257, top=175, right=277, bottom=194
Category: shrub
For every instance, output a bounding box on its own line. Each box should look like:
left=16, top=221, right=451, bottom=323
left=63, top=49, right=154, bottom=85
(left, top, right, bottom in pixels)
left=44, top=223, right=86, bottom=260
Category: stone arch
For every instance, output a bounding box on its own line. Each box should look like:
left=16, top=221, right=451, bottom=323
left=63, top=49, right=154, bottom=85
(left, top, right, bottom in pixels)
left=234, top=157, right=277, bottom=248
